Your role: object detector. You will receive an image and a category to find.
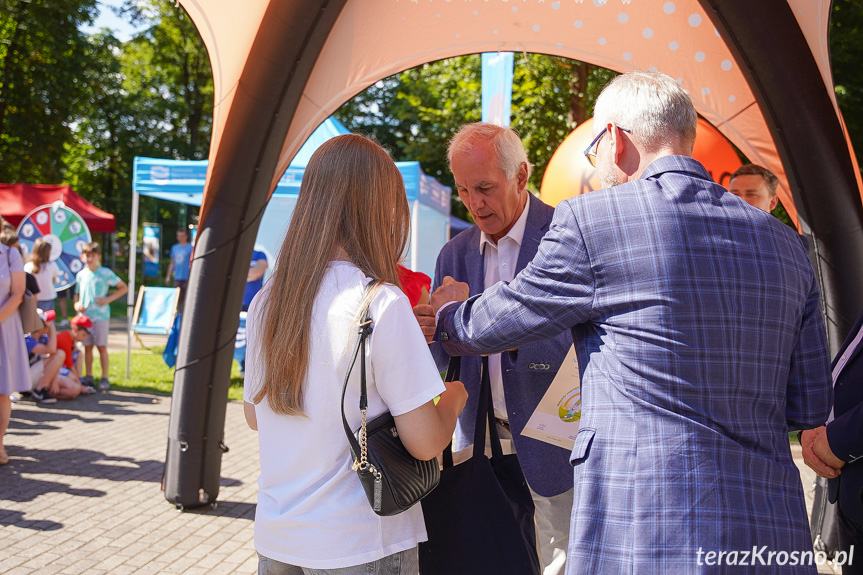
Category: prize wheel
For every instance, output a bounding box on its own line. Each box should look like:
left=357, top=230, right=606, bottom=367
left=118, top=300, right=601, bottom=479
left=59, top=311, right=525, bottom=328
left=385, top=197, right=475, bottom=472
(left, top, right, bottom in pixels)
left=17, top=201, right=92, bottom=291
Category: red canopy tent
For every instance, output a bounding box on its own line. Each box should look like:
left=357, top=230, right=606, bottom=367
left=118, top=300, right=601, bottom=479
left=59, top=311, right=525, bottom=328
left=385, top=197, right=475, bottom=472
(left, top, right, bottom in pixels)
left=0, top=183, right=116, bottom=233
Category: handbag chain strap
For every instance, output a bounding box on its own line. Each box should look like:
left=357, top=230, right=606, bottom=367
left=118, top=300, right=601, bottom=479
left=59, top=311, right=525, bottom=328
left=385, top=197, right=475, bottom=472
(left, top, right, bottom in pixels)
left=355, top=315, right=376, bottom=475
left=340, top=282, right=380, bottom=477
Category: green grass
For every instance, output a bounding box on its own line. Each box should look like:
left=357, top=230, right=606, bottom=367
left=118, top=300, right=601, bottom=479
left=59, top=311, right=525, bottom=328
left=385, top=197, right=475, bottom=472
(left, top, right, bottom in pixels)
left=105, top=346, right=246, bottom=402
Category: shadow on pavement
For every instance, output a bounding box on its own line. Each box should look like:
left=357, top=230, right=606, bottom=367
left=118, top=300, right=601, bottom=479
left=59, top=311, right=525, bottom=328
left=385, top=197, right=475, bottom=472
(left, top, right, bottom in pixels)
left=9, top=391, right=169, bottom=420
left=0, top=510, right=63, bottom=531
left=8, top=408, right=113, bottom=429
left=180, top=500, right=255, bottom=521
left=0, top=446, right=161, bottom=502
left=0, top=470, right=108, bottom=504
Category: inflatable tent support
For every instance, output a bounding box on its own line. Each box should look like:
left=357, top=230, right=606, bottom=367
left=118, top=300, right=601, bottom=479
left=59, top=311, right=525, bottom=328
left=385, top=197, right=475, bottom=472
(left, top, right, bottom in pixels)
left=163, top=0, right=863, bottom=508
left=706, top=0, right=863, bottom=344
left=162, top=2, right=349, bottom=508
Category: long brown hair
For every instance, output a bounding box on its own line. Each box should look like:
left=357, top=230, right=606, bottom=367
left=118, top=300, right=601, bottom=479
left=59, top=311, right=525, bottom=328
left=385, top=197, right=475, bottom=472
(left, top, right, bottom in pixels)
left=254, top=134, right=409, bottom=415
left=29, top=238, right=51, bottom=273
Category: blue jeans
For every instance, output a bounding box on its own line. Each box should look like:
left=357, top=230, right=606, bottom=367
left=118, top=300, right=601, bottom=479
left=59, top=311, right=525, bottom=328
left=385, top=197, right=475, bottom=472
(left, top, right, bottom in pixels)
left=257, top=548, right=418, bottom=575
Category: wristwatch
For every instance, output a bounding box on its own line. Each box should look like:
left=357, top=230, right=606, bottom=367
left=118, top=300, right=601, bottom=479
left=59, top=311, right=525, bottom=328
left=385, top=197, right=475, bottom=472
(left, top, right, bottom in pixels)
left=796, top=430, right=804, bottom=444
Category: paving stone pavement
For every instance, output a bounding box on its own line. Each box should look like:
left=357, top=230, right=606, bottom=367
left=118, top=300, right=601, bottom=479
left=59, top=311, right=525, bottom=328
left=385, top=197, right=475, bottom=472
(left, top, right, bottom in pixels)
left=1, top=392, right=260, bottom=574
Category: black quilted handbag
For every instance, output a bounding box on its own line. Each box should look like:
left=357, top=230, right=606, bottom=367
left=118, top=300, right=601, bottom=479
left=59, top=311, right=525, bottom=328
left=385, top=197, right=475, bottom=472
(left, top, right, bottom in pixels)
left=339, top=284, right=440, bottom=516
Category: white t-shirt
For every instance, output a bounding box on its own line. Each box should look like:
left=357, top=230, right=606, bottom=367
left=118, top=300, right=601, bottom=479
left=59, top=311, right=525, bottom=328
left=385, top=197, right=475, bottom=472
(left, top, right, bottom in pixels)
left=23, top=260, right=59, bottom=301
left=244, top=261, right=446, bottom=569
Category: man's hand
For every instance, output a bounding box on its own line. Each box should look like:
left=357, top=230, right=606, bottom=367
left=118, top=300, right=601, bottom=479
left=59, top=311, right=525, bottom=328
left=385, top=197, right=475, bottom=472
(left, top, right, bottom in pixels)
left=801, top=427, right=842, bottom=478
left=430, top=276, right=469, bottom=315
left=813, top=427, right=846, bottom=471
left=413, top=304, right=436, bottom=344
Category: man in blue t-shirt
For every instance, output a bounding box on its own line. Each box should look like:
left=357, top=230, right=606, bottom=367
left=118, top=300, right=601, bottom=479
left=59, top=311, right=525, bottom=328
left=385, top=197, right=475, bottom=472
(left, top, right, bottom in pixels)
left=239, top=249, right=268, bottom=376
left=166, top=229, right=193, bottom=311
left=242, top=249, right=268, bottom=312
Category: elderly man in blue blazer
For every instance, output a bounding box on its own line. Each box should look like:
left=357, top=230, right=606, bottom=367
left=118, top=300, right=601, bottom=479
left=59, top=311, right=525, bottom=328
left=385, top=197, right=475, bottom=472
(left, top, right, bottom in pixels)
left=431, top=71, right=833, bottom=574
left=802, top=309, right=863, bottom=574
left=416, top=122, right=574, bottom=574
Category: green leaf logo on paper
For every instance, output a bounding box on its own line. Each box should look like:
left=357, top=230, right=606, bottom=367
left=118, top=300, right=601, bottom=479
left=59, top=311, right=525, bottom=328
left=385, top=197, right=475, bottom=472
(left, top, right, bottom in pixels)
left=557, top=388, right=581, bottom=423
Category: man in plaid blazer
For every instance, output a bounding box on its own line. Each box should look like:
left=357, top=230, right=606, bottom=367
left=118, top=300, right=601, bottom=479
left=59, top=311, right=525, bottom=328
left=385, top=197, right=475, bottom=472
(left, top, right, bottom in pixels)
left=432, top=71, right=833, bottom=573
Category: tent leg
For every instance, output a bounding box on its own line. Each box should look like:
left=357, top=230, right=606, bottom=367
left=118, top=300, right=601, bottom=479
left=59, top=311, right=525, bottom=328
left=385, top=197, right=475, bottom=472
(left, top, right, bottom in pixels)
left=127, top=192, right=139, bottom=379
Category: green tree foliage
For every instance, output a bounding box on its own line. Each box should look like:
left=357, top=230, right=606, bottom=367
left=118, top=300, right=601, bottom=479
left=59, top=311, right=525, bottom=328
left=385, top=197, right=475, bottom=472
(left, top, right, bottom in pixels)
left=831, top=0, right=863, bottom=167
left=0, top=0, right=210, bottom=243
left=0, top=0, right=98, bottom=183
left=337, top=56, right=482, bottom=204
left=63, top=31, right=147, bottom=240
left=61, top=2, right=212, bottom=244
left=337, top=54, right=614, bottom=220
left=337, top=56, right=481, bottom=220
left=512, top=55, right=614, bottom=189
left=118, top=1, right=213, bottom=159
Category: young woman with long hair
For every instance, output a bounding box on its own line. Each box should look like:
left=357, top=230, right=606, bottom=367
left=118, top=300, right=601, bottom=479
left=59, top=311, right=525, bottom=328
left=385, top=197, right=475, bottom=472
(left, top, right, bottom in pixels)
left=24, top=238, right=59, bottom=312
left=243, top=134, right=467, bottom=574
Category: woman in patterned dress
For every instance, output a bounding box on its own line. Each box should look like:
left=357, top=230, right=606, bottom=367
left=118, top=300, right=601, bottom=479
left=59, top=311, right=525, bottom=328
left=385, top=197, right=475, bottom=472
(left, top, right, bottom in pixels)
left=0, top=218, right=30, bottom=465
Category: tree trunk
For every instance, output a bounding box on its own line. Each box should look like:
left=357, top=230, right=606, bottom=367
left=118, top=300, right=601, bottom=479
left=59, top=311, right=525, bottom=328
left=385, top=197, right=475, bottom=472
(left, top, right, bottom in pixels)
left=569, top=62, right=590, bottom=126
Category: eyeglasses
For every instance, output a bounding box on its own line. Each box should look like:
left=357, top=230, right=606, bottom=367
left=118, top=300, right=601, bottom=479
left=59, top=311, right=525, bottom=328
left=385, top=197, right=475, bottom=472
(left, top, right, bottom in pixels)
left=584, top=126, right=631, bottom=167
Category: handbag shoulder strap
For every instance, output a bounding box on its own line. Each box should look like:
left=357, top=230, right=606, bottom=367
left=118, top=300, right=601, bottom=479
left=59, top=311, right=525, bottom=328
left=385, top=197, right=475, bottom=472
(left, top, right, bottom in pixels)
left=472, top=356, right=504, bottom=459
left=441, top=357, right=460, bottom=468
left=340, top=281, right=377, bottom=462
left=482, top=355, right=505, bottom=459
left=442, top=355, right=504, bottom=468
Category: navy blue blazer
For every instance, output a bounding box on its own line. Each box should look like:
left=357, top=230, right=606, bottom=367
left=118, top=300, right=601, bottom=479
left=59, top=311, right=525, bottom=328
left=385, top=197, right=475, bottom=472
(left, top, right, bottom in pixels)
left=827, top=311, right=863, bottom=525
left=429, top=194, right=573, bottom=497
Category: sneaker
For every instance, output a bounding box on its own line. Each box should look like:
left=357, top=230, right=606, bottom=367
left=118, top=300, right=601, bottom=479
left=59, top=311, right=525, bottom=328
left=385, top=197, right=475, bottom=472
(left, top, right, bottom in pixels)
left=82, top=385, right=96, bottom=395
left=98, top=378, right=110, bottom=392
left=30, top=388, right=57, bottom=405
left=56, top=319, right=70, bottom=329
left=81, top=375, right=94, bottom=386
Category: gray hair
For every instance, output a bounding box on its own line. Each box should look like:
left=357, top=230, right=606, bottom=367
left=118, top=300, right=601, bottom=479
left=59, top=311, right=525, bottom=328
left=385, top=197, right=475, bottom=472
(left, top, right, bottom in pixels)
left=593, top=71, right=697, bottom=153
left=730, top=164, right=778, bottom=196
left=447, top=122, right=534, bottom=180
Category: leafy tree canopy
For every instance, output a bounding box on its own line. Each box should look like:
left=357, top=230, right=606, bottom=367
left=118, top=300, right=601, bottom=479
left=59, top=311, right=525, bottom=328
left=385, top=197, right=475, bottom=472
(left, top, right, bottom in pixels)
left=0, top=0, right=99, bottom=183
left=336, top=54, right=613, bottom=220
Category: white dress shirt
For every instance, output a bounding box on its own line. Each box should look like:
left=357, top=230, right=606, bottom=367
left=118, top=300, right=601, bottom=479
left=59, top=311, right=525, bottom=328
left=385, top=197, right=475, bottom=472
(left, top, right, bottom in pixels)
left=478, top=194, right=530, bottom=421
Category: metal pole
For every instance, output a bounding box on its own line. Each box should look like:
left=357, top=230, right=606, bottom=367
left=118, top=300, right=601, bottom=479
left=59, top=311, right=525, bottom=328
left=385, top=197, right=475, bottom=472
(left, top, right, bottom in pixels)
left=126, top=191, right=139, bottom=379
left=411, top=199, right=419, bottom=271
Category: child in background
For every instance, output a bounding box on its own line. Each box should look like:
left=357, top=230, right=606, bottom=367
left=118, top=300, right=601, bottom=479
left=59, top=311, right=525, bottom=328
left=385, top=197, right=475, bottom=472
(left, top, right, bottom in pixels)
left=73, top=242, right=127, bottom=391
left=24, top=238, right=59, bottom=313
left=24, top=311, right=82, bottom=401
left=56, top=314, right=95, bottom=394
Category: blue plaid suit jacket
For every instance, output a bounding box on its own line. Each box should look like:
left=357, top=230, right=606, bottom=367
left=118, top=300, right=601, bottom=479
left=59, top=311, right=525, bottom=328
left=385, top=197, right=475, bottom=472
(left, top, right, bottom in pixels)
left=429, top=193, right=573, bottom=497
left=438, top=156, right=833, bottom=574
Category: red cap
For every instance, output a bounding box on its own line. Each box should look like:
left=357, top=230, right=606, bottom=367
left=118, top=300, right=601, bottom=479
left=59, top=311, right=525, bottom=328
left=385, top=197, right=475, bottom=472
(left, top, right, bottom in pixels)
left=71, top=314, right=93, bottom=331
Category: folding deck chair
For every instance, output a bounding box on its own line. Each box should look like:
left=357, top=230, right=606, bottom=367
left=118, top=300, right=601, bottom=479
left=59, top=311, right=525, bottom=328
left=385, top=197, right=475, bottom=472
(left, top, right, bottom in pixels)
left=130, top=286, right=180, bottom=348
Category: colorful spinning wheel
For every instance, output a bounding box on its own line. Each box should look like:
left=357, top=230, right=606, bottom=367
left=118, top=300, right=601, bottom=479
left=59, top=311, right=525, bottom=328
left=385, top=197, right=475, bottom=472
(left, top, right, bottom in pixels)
left=17, top=201, right=92, bottom=291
